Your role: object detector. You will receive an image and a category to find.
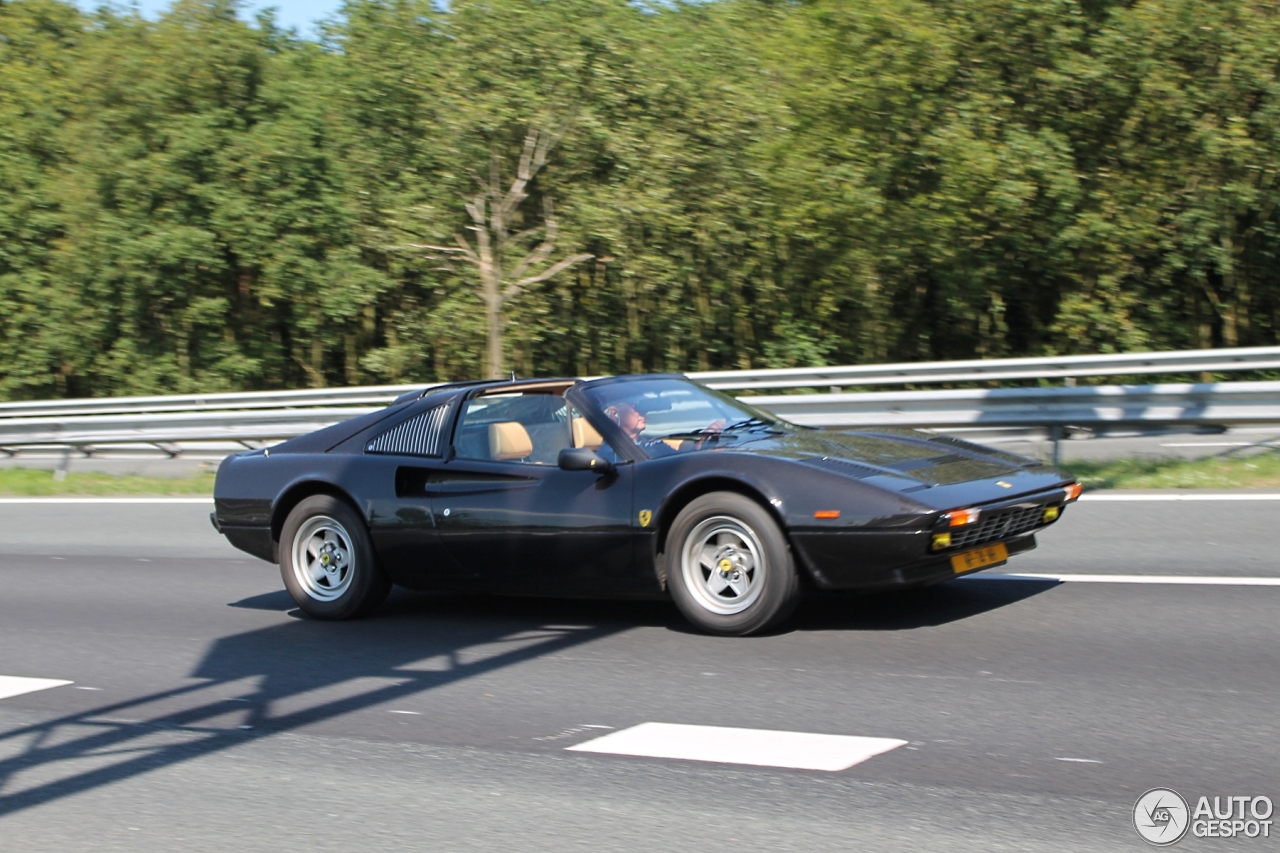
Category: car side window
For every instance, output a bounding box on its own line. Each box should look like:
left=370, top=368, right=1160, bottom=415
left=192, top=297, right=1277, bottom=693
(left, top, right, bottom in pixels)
left=454, top=392, right=574, bottom=465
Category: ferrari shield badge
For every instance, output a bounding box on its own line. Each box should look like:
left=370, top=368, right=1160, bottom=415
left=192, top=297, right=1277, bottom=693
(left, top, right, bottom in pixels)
left=638, top=510, right=653, bottom=528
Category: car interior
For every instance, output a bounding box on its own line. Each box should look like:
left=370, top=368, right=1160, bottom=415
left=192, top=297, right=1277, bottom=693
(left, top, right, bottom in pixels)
left=454, top=389, right=606, bottom=465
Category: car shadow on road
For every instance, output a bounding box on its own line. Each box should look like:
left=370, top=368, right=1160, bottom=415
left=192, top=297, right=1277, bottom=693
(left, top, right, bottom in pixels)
left=0, top=579, right=1057, bottom=817
left=228, top=579, right=1060, bottom=638
left=230, top=586, right=680, bottom=626
left=789, top=577, right=1063, bottom=633
left=0, top=588, right=635, bottom=819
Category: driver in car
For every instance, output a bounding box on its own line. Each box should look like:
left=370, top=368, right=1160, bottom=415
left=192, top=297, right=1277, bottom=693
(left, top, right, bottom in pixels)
left=604, top=400, right=725, bottom=457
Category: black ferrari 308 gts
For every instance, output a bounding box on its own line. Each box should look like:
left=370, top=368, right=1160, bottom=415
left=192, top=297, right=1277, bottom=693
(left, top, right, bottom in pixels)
left=211, top=374, right=1081, bottom=635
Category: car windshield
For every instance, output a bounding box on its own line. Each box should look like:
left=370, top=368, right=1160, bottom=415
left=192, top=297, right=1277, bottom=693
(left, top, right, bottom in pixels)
left=579, top=377, right=787, bottom=456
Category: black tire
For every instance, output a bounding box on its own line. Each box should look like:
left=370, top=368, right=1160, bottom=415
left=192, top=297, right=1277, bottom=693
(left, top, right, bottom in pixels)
left=279, top=494, right=390, bottom=619
left=663, top=491, right=799, bottom=636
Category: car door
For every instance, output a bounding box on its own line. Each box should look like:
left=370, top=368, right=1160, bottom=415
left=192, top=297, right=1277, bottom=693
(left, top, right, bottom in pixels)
left=430, top=387, right=639, bottom=595
left=361, top=399, right=473, bottom=589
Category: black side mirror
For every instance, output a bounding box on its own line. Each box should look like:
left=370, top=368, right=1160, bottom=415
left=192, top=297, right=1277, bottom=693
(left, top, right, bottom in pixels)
left=558, top=447, right=615, bottom=475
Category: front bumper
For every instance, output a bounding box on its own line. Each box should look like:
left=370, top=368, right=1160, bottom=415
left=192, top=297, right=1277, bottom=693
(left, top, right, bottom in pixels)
left=792, top=486, right=1068, bottom=590
left=792, top=529, right=1038, bottom=590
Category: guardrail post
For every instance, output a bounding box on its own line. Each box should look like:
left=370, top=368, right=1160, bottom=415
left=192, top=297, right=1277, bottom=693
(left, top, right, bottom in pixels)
left=53, top=448, right=72, bottom=481
left=1048, top=425, right=1065, bottom=466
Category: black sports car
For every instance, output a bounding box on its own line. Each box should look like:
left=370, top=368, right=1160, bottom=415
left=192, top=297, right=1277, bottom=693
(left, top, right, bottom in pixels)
left=211, top=374, right=1081, bottom=635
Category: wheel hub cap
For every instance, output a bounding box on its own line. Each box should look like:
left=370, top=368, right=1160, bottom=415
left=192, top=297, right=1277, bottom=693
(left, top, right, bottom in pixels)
left=681, top=516, right=766, bottom=616
left=291, top=516, right=355, bottom=602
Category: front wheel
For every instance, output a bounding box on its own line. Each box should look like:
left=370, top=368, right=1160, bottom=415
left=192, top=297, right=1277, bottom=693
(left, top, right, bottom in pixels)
left=279, top=494, right=390, bottom=619
left=663, top=492, right=799, bottom=636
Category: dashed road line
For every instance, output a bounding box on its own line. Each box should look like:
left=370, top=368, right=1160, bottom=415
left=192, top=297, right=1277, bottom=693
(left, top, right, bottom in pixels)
left=0, top=675, right=74, bottom=701
left=566, top=722, right=907, bottom=772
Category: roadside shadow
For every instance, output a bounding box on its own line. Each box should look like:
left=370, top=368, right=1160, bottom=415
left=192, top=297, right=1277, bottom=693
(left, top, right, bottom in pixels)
left=0, top=577, right=1058, bottom=815
left=226, top=590, right=295, bottom=610
left=790, top=577, right=1062, bottom=632
left=0, top=589, right=629, bottom=819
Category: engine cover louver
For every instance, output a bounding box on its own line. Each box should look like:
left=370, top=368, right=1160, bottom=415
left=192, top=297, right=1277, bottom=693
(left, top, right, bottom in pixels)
left=365, top=404, right=449, bottom=457
left=799, top=456, right=887, bottom=480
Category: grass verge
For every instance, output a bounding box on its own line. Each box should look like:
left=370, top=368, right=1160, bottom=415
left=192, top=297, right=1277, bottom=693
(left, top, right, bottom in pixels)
left=0, top=467, right=216, bottom=496
left=1062, top=450, right=1280, bottom=490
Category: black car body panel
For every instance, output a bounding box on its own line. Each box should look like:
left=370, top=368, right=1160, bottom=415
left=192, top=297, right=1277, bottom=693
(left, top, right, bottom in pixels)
left=213, top=375, right=1077, bottom=598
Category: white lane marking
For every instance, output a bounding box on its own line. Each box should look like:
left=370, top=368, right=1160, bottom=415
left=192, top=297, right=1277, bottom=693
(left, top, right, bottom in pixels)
left=388, top=710, right=421, bottom=715
left=1081, top=493, right=1280, bottom=501
left=977, top=573, right=1280, bottom=586
left=0, top=497, right=212, bottom=504
left=1056, top=757, right=1103, bottom=763
left=566, top=722, right=907, bottom=772
left=1160, top=442, right=1256, bottom=447
left=0, top=676, right=73, bottom=701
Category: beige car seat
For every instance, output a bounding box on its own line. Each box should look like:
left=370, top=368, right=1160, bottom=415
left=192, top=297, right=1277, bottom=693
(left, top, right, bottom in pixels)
left=489, top=421, right=533, bottom=460
left=572, top=417, right=604, bottom=450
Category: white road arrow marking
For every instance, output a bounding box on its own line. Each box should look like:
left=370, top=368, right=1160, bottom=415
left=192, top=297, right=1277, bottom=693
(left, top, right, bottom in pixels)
left=567, top=722, right=907, bottom=772
left=0, top=675, right=73, bottom=701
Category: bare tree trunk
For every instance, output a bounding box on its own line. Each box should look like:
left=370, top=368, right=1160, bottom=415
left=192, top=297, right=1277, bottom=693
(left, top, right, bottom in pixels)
left=344, top=332, right=360, bottom=386
left=1222, top=216, right=1250, bottom=346
left=1221, top=227, right=1239, bottom=348
left=486, top=299, right=503, bottom=379
left=410, top=126, right=593, bottom=381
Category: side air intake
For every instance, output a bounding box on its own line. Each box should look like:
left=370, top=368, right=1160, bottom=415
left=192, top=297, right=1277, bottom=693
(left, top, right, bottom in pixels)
left=365, top=405, right=449, bottom=457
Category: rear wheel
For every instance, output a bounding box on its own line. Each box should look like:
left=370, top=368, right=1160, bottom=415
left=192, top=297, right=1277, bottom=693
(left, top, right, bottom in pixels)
left=664, top=492, right=799, bottom=636
left=279, top=494, right=389, bottom=619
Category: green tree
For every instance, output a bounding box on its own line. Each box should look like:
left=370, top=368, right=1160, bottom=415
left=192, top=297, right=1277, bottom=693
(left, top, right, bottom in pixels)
left=3, top=0, right=1280, bottom=400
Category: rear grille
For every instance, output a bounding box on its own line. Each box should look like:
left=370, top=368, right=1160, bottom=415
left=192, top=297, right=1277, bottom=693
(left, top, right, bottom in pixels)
left=950, top=504, right=1046, bottom=549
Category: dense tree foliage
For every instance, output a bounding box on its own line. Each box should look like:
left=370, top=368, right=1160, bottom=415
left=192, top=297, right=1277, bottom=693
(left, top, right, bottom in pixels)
left=2, top=0, right=1279, bottom=397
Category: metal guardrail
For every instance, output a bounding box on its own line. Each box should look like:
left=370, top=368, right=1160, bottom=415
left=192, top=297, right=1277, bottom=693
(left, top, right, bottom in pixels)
left=749, top=380, right=1280, bottom=429
left=0, top=408, right=382, bottom=453
left=2, top=347, right=1280, bottom=459
left=0, top=386, right=423, bottom=419
left=693, top=345, right=1280, bottom=391
left=1, top=345, right=1277, bottom=420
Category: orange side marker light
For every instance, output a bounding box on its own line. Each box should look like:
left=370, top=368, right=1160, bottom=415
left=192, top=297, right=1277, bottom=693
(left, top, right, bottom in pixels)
left=814, top=510, right=841, bottom=519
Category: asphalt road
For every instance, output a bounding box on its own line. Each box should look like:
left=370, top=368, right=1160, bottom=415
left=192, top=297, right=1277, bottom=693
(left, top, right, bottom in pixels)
left=0, top=497, right=1276, bottom=852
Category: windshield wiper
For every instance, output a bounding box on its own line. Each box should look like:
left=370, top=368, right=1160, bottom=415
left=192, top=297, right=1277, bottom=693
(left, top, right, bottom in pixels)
left=720, top=417, right=784, bottom=433
left=657, top=418, right=783, bottom=442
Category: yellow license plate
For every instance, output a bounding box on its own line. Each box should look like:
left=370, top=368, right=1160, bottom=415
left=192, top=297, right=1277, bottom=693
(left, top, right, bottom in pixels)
left=950, top=542, right=1009, bottom=574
